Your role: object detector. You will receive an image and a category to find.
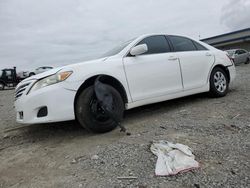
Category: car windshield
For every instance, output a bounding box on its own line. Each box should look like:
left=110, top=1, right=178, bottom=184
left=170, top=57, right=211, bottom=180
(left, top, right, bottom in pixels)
left=0, top=70, right=3, bottom=77
left=101, top=38, right=135, bottom=57
left=226, top=50, right=236, bottom=56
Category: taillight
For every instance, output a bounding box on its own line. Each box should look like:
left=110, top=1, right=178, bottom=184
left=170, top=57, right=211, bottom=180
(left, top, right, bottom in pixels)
left=226, top=54, right=234, bottom=65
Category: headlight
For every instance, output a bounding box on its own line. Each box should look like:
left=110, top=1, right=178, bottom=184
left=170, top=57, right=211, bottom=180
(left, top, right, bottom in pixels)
left=29, top=71, right=73, bottom=93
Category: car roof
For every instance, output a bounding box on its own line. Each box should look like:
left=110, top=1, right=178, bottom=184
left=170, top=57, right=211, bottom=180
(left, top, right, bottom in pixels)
left=1, top=68, right=13, bottom=71
left=227, top=49, right=246, bottom=51
left=139, top=33, right=191, bottom=38
left=37, top=66, right=53, bottom=69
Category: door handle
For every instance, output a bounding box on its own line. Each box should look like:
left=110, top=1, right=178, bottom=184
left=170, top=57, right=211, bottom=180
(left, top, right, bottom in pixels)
left=206, top=52, right=212, bottom=57
left=168, top=56, right=178, bottom=61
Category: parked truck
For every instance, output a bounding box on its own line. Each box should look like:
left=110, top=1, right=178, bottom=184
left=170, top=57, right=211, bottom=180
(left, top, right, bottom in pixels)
left=0, top=67, right=19, bottom=90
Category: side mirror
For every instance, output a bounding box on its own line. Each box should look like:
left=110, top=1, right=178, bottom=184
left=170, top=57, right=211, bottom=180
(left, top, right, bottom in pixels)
left=130, top=44, right=148, bottom=56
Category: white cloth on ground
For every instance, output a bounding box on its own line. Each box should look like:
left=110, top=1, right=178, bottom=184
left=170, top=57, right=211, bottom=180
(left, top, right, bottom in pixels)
left=150, top=140, right=200, bottom=176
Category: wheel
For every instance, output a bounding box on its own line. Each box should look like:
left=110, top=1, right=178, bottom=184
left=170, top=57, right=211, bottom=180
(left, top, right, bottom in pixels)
left=75, top=85, right=124, bottom=133
left=245, top=57, right=250, bottom=64
left=209, top=67, right=229, bottom=97
left=0, top=82, right=5, bottom=90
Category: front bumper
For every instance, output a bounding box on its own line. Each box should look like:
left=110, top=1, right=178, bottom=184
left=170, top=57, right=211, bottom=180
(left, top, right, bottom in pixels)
left=15, top=81, right=76, bottom=124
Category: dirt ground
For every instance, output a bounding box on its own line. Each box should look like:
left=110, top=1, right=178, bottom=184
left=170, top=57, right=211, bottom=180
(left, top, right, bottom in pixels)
left=0, top=65, right=249, bottom=188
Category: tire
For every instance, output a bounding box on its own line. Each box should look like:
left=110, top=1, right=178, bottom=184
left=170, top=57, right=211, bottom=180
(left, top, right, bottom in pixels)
left=209, top=67, right=229, bottom=97
left=0, top=82, right=5, bottom=90
left=75, top=85, right=124, bottom=133
left=245, top=58, right=250, bottom=64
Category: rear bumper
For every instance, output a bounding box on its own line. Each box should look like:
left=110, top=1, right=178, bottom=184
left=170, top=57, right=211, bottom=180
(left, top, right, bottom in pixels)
left=227, top=65, right=236, bottom=83
left=15, top=83, right=76, bottom=124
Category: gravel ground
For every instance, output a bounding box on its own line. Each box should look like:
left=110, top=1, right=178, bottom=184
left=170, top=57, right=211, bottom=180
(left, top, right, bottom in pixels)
left=0, top=65, right=249, bottom=188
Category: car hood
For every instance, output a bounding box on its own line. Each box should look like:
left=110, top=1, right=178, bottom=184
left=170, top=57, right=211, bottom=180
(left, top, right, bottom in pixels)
left=24, top=67, right=62, bottom=81
left=22, top=57, right=109, bottom=82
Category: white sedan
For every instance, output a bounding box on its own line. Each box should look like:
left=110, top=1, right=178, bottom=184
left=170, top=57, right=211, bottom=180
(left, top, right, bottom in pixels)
left=29, top=66, right=54, bottom=77
left=226, top=49, right=250, bottom=65
left=15, top=34, right=236, bottom=133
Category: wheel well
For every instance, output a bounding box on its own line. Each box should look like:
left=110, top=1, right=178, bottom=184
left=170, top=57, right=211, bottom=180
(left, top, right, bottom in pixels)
left=74, top=75, right=128, bottom=108
left=212, top=65, right=230, bottom=82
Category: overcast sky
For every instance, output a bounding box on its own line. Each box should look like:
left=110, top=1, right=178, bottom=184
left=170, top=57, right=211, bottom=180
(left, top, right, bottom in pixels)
left=0, top=0, right=249, bottom=71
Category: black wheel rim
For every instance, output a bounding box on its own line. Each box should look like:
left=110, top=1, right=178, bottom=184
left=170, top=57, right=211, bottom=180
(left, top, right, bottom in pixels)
left=89, top=98, right=111, bottom=122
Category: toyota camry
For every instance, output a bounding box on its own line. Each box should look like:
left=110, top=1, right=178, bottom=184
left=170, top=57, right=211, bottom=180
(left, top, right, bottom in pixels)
left=14, top=34, right=236, bottom=133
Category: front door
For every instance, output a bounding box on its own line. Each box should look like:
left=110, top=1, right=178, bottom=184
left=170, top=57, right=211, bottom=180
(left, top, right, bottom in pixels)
left=123, top=35, right=183, bottom=102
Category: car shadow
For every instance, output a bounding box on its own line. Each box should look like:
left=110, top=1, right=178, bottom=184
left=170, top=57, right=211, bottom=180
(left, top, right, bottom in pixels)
left=1, top=121, right=86, bottom=150
left=124, top=93, right=209, bottom=120
left=2, top=93, right=213, bottom=147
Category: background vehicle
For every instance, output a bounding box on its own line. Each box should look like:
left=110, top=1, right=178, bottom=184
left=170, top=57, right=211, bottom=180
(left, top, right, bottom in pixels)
left=226, top=49, right=250, bottom=65
left=15, top=34, right=236, bottom=133
left=0, top=67, right=19, bottom=90
left=17, top=71, right=29, bottom=80
left=29, top=66, right=53, bottom=76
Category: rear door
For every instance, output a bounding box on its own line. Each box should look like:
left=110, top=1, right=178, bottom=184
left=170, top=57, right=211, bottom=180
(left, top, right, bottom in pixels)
left=168, top=36, right=214, bottom=90
left=123, top=35, right=183, bottom=101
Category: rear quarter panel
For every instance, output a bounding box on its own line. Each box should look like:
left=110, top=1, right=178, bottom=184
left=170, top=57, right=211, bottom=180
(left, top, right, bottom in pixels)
left=213, top=50, right=234, bottom=67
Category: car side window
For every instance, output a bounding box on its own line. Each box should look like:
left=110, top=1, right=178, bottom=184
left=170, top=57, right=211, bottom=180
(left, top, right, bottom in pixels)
left=6, top=71, right=11, bottom=77
left=5, top=70, right=12, bottom=79
left=137, top=35, right=171, bottom=55
left=193, top=41, right=208, bottom=51
left=235, top=50, right=241, bottom=55
left=168, top=36, right=197, bottom=52
left=240, top=50, right=247, bottom=54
